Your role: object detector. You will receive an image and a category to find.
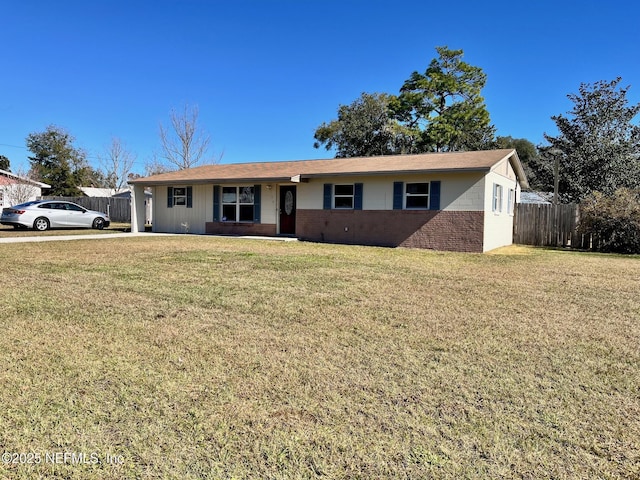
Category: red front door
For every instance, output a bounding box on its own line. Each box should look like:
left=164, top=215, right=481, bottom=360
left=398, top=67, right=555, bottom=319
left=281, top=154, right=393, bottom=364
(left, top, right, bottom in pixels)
left=279, top=186, right=296, bottom=235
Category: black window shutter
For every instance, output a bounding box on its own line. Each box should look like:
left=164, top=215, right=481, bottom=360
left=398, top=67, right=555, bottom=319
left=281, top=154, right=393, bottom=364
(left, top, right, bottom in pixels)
left=393, top=182, right=403, bottom=210
left=253, top=185, right=261, bottom=223
left=323, top=184, right=332, bottom=210
left=213, top=186, right=220, bottom=221
left=429, top=181, right=441, bottom=210
left=354, top=183, right=363, bottom=210
left=167, top=187, right=174, bottom=208
left=186, top=186, right=193, bottom=208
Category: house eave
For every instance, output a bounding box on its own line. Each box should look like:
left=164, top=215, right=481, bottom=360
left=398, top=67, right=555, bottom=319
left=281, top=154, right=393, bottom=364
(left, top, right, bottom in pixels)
left=296, top=166, right=492, bottom=181
left=127, top=149, right=529, bottom=187
left=130, top=168, right=494, bottom=186
left=503, top=150, right=530, bottom=190
left=129, top=177, right=294, bottom=186
left=0, top=168, right=51, bottom=188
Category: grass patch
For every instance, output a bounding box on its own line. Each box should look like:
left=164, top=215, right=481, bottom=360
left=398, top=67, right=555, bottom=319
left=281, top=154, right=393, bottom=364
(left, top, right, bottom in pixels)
left=0, top=238, right=638, bottom=478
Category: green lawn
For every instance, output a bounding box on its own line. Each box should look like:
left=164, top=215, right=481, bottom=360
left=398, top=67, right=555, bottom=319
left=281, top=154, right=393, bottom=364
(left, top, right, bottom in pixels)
left=0, top=237, right=638, bottom=479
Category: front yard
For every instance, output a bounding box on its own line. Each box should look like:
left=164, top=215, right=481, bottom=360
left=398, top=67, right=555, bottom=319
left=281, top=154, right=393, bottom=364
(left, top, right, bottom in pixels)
left=0, top=237, right=638, bottom=479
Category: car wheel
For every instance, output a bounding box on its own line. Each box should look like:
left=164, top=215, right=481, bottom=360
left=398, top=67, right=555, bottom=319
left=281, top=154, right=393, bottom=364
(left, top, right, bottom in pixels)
left=92, top=217, right=105, bottom=230
left=33, top=217, right=50, bottom=231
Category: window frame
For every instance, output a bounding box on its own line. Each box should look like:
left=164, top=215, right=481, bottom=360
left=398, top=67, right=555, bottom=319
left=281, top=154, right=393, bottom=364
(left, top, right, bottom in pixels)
left=493, top=183, right=503, bottom=213
left=507, top=188, right=516, bottom=215
left=221, top=186, right=255, bottom=222
left=333, top=184, right=355, bottom=209
left=65, top=203, right=85, bottom=212
left=39, top=202, right=61, bottom=210
left=404, top=182, right=430, bottom=209
left=173, top=187, right=187, bottom=206
left=167, top=186, right=192, bottom=208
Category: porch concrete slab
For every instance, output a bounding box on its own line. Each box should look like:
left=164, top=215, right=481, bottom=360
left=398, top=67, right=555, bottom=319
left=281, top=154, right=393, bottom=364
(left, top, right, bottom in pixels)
left=207, top=234, right=298, bottom=242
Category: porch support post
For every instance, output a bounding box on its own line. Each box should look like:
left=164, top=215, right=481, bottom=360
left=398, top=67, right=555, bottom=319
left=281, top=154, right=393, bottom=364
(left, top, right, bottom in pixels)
left=130, top=184, right=147, bottom=233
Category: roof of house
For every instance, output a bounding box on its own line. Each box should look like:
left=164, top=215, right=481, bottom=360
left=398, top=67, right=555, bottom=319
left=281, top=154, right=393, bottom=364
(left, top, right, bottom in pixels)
left=520, top=191, right=553, bottom=204
left=78, top=187, right=129, bottom=197
left=112, top=189, right=151, bottom=198
left=129, top=149, right=529, bottom=189
left=0, top=169, right=51, bottom=188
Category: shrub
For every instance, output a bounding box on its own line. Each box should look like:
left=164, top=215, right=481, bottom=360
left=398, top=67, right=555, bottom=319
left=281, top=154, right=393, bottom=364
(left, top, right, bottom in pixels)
left=579, top=188, right=640, bottom=253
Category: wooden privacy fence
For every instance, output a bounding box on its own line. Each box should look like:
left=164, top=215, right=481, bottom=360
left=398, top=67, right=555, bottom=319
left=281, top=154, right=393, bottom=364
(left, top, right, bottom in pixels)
left=513, top=203, right=590, bottom=248
left=40, top=196, right=131, bottom=223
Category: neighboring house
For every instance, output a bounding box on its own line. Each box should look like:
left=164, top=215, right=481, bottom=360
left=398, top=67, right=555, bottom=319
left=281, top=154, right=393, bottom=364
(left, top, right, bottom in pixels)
left=129, top=149, right=529, bottom=252
left=112, top=189, right=153, bottom=225
left=519, top=191, right=553, bottom=204
left=78, top=187, right=129, bottom=197
left=78, top=187, right=152, bottom=224
left=0, top=169, right=50, bottom=208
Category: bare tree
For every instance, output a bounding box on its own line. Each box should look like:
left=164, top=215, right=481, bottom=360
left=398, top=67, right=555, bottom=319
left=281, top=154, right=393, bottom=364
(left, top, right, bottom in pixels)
left=159, top=104, right=218, bottom=170
left=144, top=152, right=175, bottom=177
left=4, top=167, right=40, bottom=206
left=100, top=137, right=136, bottom=190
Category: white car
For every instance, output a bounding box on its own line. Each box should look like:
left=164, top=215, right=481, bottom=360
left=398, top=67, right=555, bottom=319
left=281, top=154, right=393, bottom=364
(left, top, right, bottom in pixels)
left=1, top=200, right=110, bottom=231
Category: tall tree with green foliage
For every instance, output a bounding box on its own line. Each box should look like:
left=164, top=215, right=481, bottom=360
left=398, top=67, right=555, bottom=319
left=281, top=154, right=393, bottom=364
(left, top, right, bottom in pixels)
left=0, top=155, right=10, bottom=171
left=495, top=136, right=551, bottom=191
left=313, top=93, right=416, bottom=157
left=543, top=77, right=640, bottom=202
left=314, top=47, right=496, bottom=157
left=26, top=125, right=89, bottom=196
left=392, top=46, right=496, bottom=152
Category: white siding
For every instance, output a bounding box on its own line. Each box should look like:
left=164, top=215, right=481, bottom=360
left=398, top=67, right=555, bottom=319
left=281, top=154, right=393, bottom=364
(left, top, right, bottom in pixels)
left=1, top=184, right=42, bottom=207
left=482, top=170, right=520, bottom=252
left=152, top=183, right=279, bottom=233
left=491, top=157, right=517, bottom=181
left=439, top=172, right=485, bottom=211
left=152, top=185, right=213, bottom=234
left=261, top=186, right=278, bottom=225
left=297, top=172, right=486, bottom=211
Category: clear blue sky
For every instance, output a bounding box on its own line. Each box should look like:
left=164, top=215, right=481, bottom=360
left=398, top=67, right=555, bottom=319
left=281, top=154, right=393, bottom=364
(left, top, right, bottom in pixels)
left=2, top=0, right=639, bottom=175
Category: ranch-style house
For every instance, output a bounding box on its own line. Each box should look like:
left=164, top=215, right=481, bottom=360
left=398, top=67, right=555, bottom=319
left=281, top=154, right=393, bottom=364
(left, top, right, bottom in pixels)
left=0, top=168, right=50, bottom=208
left=129, top=149, right=529, bottom=252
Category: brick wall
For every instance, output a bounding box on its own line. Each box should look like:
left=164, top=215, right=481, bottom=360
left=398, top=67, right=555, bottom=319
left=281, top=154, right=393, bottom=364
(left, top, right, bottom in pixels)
left=296, top=210, right=484, bottom=252
left=205, top=222, right=277, bottom=236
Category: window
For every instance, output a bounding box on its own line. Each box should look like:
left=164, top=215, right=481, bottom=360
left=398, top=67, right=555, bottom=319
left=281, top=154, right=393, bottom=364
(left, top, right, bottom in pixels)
left=222, top=186, right=255, bottom=222
left=507, top=188, right=515, bottom=215
left=393, top=181, right=440, bottom=210
left=173, top=187, right=187, bottom=206
left=493, top=183, right=503, bottom=213
left=65, top=203, right=85, bottom=212
left=324, top=183, right=363, bottom=210
left=334, top=184, right=354, bottom=209
left=167, top=186, right=193, bottom=208
left=405, top=183, right=429, bottom=209
left=39, top=202, right=63, bottom=210
left=0, top=190, right=3, bottom=207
